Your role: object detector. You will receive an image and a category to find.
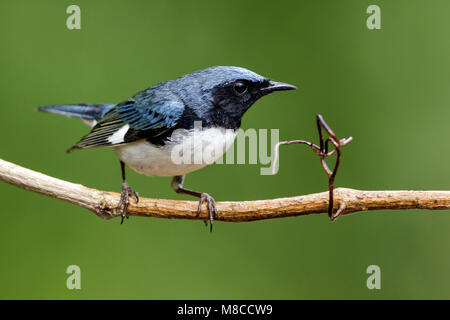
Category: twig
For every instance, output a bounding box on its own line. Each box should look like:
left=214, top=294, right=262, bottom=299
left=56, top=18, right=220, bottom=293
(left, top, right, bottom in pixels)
left=273, top=115, right=352, bottom=221
left=0, top=158, right=449, bottom=222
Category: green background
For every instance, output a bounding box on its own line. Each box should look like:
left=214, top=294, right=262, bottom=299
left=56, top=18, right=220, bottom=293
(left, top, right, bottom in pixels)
left=0, top=0, right=449, bottom=299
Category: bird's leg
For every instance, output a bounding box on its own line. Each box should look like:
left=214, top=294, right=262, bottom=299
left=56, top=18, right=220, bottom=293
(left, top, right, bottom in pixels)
left=116, top=161, right=139, bottom=224
left=171, top=175, right=218, bottom=232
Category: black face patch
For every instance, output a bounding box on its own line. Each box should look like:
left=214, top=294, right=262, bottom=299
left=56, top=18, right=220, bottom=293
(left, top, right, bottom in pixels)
left=211, top=80, right=266, bottom=114
left=204, top=80, right=271, bottom=129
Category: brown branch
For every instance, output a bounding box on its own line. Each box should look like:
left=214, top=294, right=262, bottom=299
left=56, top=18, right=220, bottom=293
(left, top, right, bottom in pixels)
left=1, top=158, right=449, bottom=222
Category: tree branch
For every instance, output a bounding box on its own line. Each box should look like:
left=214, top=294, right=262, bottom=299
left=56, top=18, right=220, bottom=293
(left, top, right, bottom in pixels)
left=1, top=158, right=449, bottom=222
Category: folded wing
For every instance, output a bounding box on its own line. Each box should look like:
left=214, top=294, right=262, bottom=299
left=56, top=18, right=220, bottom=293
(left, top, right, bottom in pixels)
left=67, top=87, right=184, bottom=152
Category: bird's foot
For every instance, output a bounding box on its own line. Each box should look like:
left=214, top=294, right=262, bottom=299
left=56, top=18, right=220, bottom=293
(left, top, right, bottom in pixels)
left=116, top=181, right=140, bottom=224
left=197, top=193, right=218, bottom=232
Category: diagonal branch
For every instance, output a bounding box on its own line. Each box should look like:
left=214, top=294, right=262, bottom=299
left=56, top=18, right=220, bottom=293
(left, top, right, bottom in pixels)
left=0, top=158, right=449, bottom=222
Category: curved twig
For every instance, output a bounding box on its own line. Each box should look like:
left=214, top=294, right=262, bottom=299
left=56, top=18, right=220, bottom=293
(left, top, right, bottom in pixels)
left=273, top=115, right=353, bottom=221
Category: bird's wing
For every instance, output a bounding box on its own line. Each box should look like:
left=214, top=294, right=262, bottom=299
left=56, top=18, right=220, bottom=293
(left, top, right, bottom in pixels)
left=67, top=88, right=185, bottom=152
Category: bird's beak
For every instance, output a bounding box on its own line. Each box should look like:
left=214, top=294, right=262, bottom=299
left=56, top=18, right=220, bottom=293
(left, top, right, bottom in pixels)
left=260, top=80, right=297, bottom=94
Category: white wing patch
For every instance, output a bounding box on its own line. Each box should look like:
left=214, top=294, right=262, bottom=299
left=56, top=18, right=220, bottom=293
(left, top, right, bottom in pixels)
left=107, top=124, right=130, bottom=144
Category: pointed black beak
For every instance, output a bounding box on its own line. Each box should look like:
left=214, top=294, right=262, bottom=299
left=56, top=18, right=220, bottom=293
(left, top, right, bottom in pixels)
left=260, top=80, right=297, bottom=94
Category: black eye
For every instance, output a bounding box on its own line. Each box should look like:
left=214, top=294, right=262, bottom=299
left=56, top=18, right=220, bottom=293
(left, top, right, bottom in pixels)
left=233, top=81, right=248, bottom=96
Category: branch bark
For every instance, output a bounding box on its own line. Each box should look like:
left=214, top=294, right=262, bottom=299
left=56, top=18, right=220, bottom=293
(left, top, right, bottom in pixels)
left=1, top=158, right=449, bottom=222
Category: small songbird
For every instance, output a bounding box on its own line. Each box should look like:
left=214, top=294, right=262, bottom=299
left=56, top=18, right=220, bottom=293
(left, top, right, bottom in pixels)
left=39, top=66, right=296, bottom=230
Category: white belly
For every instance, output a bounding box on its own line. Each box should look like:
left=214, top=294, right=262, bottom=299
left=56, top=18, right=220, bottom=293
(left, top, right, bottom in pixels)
left=113, top=127, right=237, bottom=177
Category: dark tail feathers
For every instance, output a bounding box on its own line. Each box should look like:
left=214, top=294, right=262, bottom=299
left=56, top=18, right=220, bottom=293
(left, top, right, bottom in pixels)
left=38, top=103, right=115, bottom=121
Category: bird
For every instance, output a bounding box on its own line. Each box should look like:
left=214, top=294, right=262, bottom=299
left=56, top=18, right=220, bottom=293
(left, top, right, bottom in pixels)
left=38, top=66, right=296, bottom=231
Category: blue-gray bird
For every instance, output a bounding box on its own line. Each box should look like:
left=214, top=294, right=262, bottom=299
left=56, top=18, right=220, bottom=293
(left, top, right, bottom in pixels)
left=39, top=66, right=296, bottom=230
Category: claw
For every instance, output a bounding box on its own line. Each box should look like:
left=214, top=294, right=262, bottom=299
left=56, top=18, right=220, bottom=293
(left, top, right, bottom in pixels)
left=116, top=181, right=139, bottom=224
left=131, top=191, right=140, bottom=204
left=196, top=193, right=218, bottom=232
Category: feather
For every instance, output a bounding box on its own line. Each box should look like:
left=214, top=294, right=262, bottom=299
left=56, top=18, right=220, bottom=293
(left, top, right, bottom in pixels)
left=67, top=89, right=185, bottom=152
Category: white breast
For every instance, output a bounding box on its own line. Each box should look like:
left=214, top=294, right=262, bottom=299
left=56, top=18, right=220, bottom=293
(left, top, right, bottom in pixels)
left=113, top=127, right=237, bottom=177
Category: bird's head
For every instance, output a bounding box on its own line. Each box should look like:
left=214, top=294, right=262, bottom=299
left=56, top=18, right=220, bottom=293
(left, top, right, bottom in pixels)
left=169, top=66, right=297, bottom=128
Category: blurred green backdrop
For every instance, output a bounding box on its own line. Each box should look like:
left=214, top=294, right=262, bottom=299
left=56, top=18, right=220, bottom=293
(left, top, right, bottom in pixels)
left=0, top=0, right=449, bottom=299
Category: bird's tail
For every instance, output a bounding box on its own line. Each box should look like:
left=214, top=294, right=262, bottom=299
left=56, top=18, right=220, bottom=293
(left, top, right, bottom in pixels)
left=38, top=103, right=115, bottom=125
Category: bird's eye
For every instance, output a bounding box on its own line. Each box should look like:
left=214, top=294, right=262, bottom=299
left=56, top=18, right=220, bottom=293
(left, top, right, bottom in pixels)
left=233, top=82, right=248, bottom=96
